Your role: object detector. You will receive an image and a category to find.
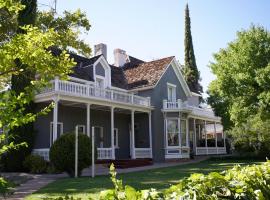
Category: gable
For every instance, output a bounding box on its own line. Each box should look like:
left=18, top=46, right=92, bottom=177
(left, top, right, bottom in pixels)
left=156, top=64, right=188, bottom=100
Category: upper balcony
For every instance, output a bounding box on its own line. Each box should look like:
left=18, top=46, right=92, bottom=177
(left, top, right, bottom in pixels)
left=35, top=79, right=151, bottom=108
left=163, top=99, right=219, bottom=120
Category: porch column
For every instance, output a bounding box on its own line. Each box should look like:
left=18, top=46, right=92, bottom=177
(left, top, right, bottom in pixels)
left=214, top=122, right=218, bottom=154
left=148, top=111, right=153, bottom=158
left=194, top=119, right=197, bottom=155
left=204, top=120, right=208, bottom=155
left=223, top=132, right=226, bottom=148
left=111, top=107, right=115, bottom=160
left=86, top=104, right=91, bottom=137
left=131, top=110, right=135, bottom=159
left=52, top=97, right=59, bottom=143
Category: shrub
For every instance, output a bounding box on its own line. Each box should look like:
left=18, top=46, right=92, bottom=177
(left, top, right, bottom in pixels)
left=41, top=161, right=270, bottom=199
left=0, top=177, right=14, bottom=198
left=100, top=161, right=270, bottom=200
left=49, top=133, right=94, bottom=177
left=23, top=154, right=47, bottom=174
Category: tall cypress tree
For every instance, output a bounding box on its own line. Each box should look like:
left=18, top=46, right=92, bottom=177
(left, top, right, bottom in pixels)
left=183, top=4, right=203, bottom=95
left=2, top=0, right=37, bottom=171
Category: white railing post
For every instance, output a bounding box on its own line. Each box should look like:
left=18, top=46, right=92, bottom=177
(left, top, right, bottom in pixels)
left=111, top=90, right=114, bottom=100
left=86, top=104, right=91, bottom=137
left=52, top=97, right=59, bottom=144
left=214, top=122, right=218, bottom=154
left=131, top=94, right=134, bottom=104
left=194, top=119, right=197, bottom=155
left=147, top=97, right=151, bottom=107
left=148, top=111, right=153, bottom=158
left=55, top=77, right=59, bottom=91
left=177, top=99, right=182, bottom=109
left=111, top=107, right=115, bottom=160
left=131, top=110, right=135, bottom=159
left=91, top=126, right=95, bottom=178
left=204, top=120, right=208, bottom=155
left=163, top=100, right=167, bottom=109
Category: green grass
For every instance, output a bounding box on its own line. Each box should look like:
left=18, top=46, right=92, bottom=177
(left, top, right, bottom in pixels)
left=25, top=158, right=263, bottom=200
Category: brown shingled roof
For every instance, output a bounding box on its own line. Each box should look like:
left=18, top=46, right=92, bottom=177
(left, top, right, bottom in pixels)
left=123, top=56, right=175, bottom=89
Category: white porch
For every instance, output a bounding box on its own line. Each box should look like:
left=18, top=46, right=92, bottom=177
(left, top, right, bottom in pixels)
left=33, top=88, right=153, bottom=161
left=162, top=99, right=226, bottom=157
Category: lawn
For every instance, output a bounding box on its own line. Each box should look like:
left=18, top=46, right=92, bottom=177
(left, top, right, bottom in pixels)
left=25, top=158, right=263, bottom=200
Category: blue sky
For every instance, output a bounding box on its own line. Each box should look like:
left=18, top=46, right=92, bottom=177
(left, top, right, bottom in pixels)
left=39, top=0, right=270, bottom=95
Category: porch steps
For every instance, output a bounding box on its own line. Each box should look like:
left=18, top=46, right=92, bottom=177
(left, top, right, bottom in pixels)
left=97, top=159, right=153, bottom=169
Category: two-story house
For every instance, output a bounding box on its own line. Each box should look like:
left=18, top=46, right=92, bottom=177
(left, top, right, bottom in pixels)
left=33, top=43, right=226, bottom=163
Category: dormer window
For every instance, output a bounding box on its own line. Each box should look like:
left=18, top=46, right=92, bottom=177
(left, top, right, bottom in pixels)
left=93, top=56, right=111, bottom=88
left=167, top=83, right=176, bottom=102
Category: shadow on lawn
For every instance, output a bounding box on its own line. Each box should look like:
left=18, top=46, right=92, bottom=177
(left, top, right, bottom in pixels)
left=30, top=159, right=263, bottom=199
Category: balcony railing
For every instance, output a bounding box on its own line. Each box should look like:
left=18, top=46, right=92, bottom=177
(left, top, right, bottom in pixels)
left=38, top=79, right=151, bottom=107
left=163, top=99, right=217, bottom=119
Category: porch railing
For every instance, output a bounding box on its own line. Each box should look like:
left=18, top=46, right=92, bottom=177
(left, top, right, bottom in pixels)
left=165, top=147, right=190, bottom=159
left=38, top=79, right=151, bottom=107
left=163, top=99, right=217, bottom=119
left=32, top=148, right=50, bottom=161
left=134, top=148, right=152, bottom=158
left=97, top=148, right=113, bottom=160
left=196, top=147, right=226, bottom=155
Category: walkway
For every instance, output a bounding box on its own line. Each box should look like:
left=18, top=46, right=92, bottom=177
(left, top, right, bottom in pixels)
left=5, top=156, right=208, bottom=200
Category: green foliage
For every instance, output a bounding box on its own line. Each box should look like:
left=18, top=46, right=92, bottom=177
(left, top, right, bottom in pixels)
left=98, top=161, right=270, bottom=200
left=42, top=195, right=84, bottom=200
left=0, top=0, right=91, bottom=171
left=49, top=133, right=93, bottom=177
left=182, top=4, right=203, bottom=95
left=208, top=25, right=270, bottom=126
left=36, top=9, right=92, bottom=57
left=23, top=154, right=47, bottom=174
left=227, top=116, right=270, bottom=157
left=0, top=177, right=14, bottom=198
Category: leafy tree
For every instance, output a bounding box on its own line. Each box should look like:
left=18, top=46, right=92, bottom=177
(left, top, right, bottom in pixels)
left=3, top=0, right=38, bottom=171
left=182, top=4, right=203, bottom=96
left=36, top=9, right=92, bottom=57
left=0, top=0, right=91, bottom=170
left=208, top=25, right=270, bottom=126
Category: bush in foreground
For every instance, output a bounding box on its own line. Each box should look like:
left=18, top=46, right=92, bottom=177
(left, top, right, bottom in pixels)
left=23, top=154, right=47, bottom=174
left=42, top=160, right=270, bottom=199
left=49, top=133, right=93, bottom=177
left=100, top=161, right=270, bottom=200
left=0, top=177, right=14, bottom=198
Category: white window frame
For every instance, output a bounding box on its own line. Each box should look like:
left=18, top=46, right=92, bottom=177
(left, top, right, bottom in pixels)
left=165, top=118, right=180, bottom=148
left=76, top=125, right=85, bottom=134
left=167, top=83, right=176, bottom=102
left=114, top=128, right=119, bottom=148
left=50, top=122, right=63, bottom=146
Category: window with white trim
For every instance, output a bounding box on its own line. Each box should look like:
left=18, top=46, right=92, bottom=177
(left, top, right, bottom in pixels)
left=114, top=128, right=119, bottom=148
left=50, top=122, right=63, bottom=146
left=166, top=119, right=179, bottom=147
left=76, top=125, right=85, bottom=134
left=167, top=83, right=176, bottom=102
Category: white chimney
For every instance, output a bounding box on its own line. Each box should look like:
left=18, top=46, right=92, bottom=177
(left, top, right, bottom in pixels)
left=94, top=43, right=107, bottom=60
left=114, top=48, right=128, bottom=67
